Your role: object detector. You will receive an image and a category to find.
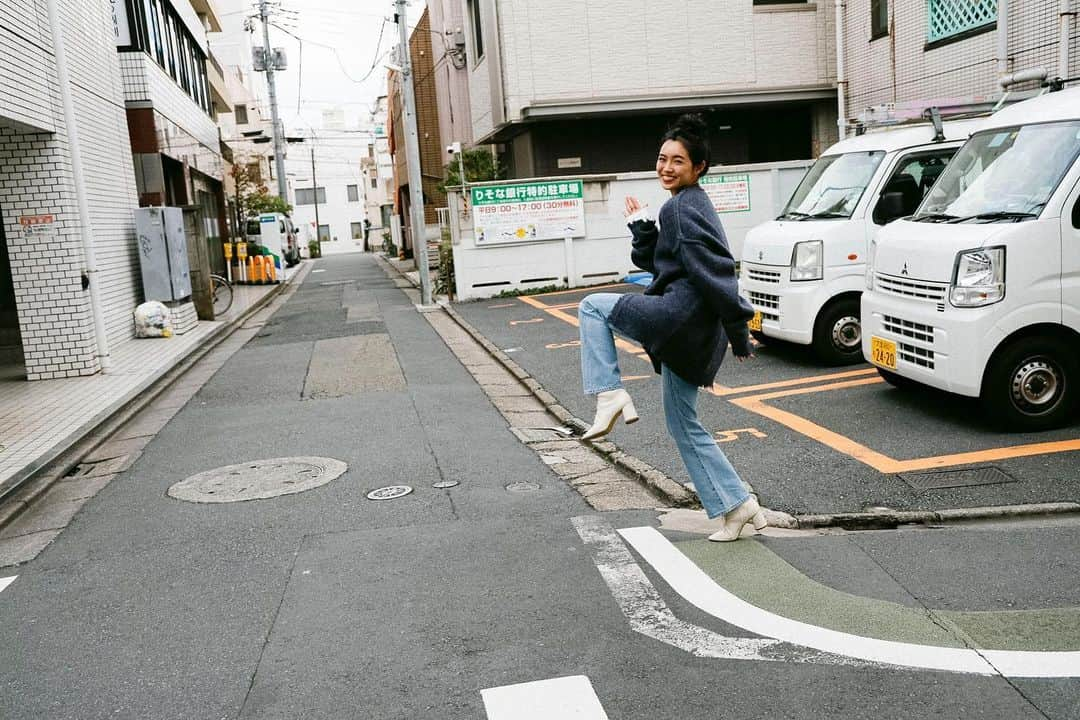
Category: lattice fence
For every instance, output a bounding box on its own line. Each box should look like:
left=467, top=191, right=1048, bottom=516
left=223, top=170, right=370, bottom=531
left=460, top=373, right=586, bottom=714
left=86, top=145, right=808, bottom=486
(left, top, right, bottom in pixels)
left=927, top=0, right=998, bottom=43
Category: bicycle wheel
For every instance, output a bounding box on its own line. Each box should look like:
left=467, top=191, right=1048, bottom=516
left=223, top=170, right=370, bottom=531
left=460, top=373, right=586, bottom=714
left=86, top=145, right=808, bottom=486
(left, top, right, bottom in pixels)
left=210, top=274, right=234, bottom=316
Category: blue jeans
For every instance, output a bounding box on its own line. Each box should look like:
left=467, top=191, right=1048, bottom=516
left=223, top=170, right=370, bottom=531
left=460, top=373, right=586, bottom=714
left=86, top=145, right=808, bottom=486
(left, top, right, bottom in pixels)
left=578, top=293, right=750, bottom=518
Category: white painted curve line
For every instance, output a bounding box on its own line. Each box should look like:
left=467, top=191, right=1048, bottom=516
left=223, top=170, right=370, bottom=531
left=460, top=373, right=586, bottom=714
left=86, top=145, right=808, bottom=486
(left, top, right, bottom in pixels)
left=619, top=527, right=1080, bottom=678
left=0, top=576, right=16, bottom=594
left=572, top=515, right=781, bottom=661
left=481, top=675, right=608, bottom=720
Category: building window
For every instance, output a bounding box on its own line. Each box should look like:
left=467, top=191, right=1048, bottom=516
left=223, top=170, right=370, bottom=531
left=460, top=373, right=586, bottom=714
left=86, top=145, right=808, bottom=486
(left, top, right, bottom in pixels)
left=234, top=104, right=249, bottom=125
left=347, top=184, right=359, bottom=202
left=351, top=222, right=364, bottom=239
left=467, top=0, right=484, bottom=62
left=371, top=177, right=378, bottom=189
left=318, top=225, right=331, bottom=242
left=295, top=187, right=326, bottom=205
left=127, top=0, right=213, bottom=116
left=871, top=0, right=889, bottom=39
left=927, top=0, right=997, bottom=45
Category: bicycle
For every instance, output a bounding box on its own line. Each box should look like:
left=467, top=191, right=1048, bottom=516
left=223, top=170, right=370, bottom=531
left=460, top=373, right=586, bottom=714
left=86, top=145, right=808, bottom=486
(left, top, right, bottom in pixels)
left=209, top=273, right=234, bottom=317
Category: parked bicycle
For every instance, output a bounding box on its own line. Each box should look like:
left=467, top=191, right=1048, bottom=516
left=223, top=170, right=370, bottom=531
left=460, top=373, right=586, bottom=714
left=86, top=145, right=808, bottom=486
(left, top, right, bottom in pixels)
left=209, top=273, right=234, bottom=317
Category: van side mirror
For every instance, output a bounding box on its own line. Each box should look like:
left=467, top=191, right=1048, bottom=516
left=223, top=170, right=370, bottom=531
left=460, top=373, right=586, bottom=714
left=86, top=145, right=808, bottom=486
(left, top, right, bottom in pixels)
left=873, top=191, right=908, bottom=225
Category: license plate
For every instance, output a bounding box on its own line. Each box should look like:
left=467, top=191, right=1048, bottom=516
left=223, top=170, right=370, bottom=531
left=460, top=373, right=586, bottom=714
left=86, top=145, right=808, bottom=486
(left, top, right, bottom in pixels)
left=870, top=336, right=897, bottom=370
left=747, top=311, right=762, bottom=332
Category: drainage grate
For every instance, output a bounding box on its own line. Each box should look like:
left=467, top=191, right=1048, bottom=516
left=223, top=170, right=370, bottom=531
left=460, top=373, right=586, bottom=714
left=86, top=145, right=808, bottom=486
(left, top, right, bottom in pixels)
left=367, top=485, right=413, bottom=500
left=168, top=457, right=347, bottom=503
left=899, top=466, right=1017, bottom=491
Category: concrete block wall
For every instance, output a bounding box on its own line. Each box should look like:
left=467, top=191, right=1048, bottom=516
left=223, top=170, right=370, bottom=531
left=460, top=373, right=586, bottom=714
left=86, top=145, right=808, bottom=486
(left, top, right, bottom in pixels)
left=0, top=0, right=142, bottom=380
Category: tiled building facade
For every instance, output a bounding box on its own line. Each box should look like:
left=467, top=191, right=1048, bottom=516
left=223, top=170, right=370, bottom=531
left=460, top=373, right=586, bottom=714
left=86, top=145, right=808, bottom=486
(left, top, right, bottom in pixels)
left=0, top=0, right=142, bottom=380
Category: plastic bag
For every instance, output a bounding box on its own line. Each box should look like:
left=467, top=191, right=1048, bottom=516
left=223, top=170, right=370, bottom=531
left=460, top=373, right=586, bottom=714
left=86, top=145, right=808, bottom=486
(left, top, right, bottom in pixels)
left=134, top=301, right=173, bottom=338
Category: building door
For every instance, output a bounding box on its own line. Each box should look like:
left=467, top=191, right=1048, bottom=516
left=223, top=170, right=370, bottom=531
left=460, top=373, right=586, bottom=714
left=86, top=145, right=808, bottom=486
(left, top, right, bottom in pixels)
left=0, top=209, right=25, bottom=378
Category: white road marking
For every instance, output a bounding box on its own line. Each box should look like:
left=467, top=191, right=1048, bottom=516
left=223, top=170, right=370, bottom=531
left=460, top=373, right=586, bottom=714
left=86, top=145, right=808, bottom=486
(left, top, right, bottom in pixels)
left=619, top=526, right=1080, bottom=678
left=0, top=576, right=16, bottom=594
left=481, top=675, right=608, bottom=719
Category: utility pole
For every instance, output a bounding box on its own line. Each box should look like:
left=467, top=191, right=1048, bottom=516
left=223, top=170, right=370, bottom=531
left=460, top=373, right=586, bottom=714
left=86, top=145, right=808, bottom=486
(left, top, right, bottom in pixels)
left=309, top=144, right=321, bottom=251
left=258, top=0, right=289, bottom=205
left=394, top=0, right=433, bottom=306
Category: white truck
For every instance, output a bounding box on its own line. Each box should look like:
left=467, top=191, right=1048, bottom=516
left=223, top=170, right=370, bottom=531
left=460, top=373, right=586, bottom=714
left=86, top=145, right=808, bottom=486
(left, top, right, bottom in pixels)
left=862, top=86, right=1080, bottom=430
left=246, top=213, right=301, bottom=267
left=739, top=118, right=982, bottom=364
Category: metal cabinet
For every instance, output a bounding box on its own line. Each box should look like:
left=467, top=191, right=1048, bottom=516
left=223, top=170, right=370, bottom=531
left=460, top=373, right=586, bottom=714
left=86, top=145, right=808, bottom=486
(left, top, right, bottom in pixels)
left=135, top=207, right=192, bottom=302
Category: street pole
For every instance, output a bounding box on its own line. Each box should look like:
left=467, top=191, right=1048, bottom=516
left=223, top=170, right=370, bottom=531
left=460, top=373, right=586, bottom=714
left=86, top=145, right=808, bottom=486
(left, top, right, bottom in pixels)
left=259, top=0, right=289, bottom=205
left=310, top=145, right=321, bottom=252
left=394, top=0, right=433, bottom=306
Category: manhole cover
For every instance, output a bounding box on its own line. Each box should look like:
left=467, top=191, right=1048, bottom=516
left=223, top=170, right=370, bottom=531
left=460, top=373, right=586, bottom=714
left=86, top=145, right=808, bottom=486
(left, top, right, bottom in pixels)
left=167, top=457, right=347, bottom=503
left=899, top=466, right=1017, bottom=491
left=367, top=485, right=413, bottom=500
left=433, top=480, right=460, bottom=489
left=506, top=481, right=541, bottom=492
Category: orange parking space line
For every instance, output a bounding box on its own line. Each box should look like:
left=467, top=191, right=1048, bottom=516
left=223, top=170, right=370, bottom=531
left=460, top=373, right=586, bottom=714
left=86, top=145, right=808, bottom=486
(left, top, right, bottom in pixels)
left=731, top=393, right=902, bottom=473
left=890, top=440, right=1080, bottom=473
left=522, top=295, right=649, bottom=360
left=519, top=283, right=626, bottom=301
left=707, top=368, right=879, bottom=397
left=736, top=376, right=885, bottom=402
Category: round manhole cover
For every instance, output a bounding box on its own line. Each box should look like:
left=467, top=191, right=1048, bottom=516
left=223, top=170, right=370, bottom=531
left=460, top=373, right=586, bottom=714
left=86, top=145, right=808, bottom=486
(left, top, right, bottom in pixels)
left=506, top=481, right=541, bottom=493
left=367, top=485, right=413, bottom=500
left=168, top=457, right=347, bottom=504
left=433, top=480, right=459, bottom=489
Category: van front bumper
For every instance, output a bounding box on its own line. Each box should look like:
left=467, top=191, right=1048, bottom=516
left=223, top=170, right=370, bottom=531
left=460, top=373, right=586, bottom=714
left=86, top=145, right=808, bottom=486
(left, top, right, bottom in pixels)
left=740, top=263, right=823, bottom=345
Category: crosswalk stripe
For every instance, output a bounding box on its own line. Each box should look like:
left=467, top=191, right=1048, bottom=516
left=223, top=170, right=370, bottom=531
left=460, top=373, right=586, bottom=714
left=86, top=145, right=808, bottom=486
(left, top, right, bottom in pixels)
left=481, top=675, right=609, bottom=719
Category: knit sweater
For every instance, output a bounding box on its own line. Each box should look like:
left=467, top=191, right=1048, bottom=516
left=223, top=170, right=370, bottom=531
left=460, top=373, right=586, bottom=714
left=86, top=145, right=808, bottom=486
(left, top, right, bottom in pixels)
left=609, top=183, right=754, bottom=387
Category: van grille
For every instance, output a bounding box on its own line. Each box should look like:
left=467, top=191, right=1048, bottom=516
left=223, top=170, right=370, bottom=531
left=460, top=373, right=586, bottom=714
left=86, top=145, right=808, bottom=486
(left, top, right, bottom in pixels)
left=875, top=273, right=947, bottom=309
left=748, top=291, right=780, bottom=321
left=746, top=266, right=782, bottom=284
left=883, top=315, right=934, bottom=344
left=899, top=342, right=935, bottom=369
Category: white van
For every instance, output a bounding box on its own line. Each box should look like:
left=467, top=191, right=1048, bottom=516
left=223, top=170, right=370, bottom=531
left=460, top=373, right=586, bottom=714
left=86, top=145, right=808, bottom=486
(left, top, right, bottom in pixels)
left=862, top=87, right=1080, bottom=430
left=740, top=118, right=982, bottom=364
left=245, top=213, right=300, bottom=267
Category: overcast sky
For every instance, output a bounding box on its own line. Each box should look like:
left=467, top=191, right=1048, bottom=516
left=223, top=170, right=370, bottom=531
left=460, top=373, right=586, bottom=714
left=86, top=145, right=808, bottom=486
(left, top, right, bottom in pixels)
left=257, top=0, right=424, bottom=133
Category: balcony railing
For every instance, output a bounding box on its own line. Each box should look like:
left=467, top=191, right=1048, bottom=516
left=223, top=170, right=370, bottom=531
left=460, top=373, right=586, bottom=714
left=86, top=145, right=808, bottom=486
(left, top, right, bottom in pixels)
left=927, top=0, right=997, bottom=44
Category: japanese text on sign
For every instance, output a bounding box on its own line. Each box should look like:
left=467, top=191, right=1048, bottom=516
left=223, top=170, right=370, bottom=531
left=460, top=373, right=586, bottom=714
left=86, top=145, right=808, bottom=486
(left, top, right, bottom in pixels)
left=19, top=215, right=55, bottom=237
left=471, top=180, right=586, bottom=245
left=701, top=174, right=751, bottom=214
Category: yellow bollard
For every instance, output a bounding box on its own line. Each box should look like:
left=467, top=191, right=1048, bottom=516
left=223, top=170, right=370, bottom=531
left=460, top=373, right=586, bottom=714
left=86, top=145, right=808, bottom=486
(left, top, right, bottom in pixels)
left=265, top=256, right=277, bottom=283
left=246, top=256, right=256, bottom=284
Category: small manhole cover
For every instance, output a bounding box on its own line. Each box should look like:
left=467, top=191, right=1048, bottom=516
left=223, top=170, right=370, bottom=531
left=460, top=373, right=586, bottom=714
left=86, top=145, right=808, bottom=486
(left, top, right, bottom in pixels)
left=506, top=481, right=541, bottom=492
left=367, top=485, right=413, bottom=500
left=899, top=466, right=1017, bottom=491
left=433, top=480, right=459, bottom=489
left=168, top=457, right=347, bottom=503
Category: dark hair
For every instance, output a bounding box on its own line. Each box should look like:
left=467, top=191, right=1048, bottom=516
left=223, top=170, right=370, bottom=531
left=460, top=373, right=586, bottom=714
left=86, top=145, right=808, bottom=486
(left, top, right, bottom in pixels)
left=661, top=113, right=711, bottom=177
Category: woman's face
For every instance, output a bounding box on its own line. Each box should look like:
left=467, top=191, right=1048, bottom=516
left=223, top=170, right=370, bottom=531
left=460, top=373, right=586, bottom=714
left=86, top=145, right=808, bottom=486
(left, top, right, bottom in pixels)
left=656, top=139, right=705, bottom=193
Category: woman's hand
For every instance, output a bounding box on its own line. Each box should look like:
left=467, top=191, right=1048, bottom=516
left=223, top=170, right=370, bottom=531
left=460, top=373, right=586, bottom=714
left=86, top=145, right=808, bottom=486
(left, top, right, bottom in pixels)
left=625, top=196, right=643, bottom=218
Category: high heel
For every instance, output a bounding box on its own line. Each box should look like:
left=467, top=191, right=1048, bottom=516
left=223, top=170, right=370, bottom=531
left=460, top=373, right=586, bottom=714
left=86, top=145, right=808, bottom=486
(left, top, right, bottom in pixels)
left=581, top=389, right=639, bottom=441
left=708, top=496, right=767, bottom=542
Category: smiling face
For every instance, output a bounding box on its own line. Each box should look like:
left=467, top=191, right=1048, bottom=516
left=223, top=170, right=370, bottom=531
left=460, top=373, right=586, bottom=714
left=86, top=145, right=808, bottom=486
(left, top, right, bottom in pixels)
left=656, top=139, right=706, bottom=194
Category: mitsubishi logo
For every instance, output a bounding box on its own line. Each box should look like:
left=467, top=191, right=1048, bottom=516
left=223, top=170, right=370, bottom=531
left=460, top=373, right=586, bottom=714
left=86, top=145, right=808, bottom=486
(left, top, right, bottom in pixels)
left=901, top=262, right=909, bottom=276
left=758, top=250, right=764, bottom=261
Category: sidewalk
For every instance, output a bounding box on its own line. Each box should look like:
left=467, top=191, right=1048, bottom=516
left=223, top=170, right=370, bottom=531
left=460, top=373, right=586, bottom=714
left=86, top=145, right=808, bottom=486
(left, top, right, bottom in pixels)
left=0, top=268, right=308, bottom=502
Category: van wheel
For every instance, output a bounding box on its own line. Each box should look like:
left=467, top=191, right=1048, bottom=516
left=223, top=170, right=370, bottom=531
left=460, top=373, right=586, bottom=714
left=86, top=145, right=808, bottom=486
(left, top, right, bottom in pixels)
left=812, top=298, right=863, bottom=365
left=982, top=336, right=1077, bottom=431
left=877, top=367, right=918, bottom=390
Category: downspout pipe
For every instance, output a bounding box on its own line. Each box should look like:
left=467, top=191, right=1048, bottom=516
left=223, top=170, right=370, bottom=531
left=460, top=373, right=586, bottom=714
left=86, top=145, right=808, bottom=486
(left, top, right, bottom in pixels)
left=46, top=0, right=111, bottom=372
left=997, top=0, right=1010, bottom=79
left=835, top=0, right=847, bottom=140
left=1060, top=0, right=1074, bottom=80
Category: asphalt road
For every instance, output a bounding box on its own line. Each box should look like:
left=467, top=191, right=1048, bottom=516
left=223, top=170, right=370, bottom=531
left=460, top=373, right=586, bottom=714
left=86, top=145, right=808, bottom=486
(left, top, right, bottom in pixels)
left=452, top=284, right=1080, bottom=516
left=0, top=255, right=1077, bottom=719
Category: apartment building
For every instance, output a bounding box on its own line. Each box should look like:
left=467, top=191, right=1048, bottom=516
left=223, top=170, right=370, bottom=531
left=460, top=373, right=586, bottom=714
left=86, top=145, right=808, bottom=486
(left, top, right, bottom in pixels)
left=462, top=0, right=840, bottom=178
left=362, top=97, right=395, bottom=249
left=286, top=128, right=370, bottom=253
left=841, top=0, right=1078, bottom=127
left=427, top=0, right=474, bottom=151
left=0, top=0, right=143, bottom=381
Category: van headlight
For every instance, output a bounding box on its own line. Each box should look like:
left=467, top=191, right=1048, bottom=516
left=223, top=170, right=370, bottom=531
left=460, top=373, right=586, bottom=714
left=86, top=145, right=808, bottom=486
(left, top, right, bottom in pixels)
left=950, top=247, right=1005, bottom=307
left=866, top=238, right=877, bottom=290
left=790, top=240, right=823, bottom=282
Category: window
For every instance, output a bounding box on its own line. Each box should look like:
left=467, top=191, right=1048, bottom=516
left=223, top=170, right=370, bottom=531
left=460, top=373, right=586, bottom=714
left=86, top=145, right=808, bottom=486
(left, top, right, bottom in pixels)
left=467, top=0, right=484, bottom=62
left=927, top=0, right=996, bottom=46
left=871, top=0, right=888, bottom=39
left=780, top=151, right=886, bottom=220
left=295, top=187, right=327, bottom=205
left=347, top=184, right=359, bottom=202
left=351, top=222, right=364, bottom=239
left=234, top=104, right=249, bottom=125
left=371, top=178, right=378, bottom=189
left=873, top=149, right=957, bottom=224
left=318, top=225, right=331, bottom=242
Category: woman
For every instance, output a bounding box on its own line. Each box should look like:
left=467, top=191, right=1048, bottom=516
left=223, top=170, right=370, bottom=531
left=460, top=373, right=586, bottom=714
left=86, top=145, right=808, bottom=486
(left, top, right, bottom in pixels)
left=577, top=114, right=764, bottom=542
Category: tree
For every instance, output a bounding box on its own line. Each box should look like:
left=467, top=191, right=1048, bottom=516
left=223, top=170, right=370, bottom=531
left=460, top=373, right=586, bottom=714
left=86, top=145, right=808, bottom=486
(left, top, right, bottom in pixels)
left=231, top=159, right=292, bottom=228
left=440, top=148, right=505, bottom=192
left=246, top=193, right=291, bottom=217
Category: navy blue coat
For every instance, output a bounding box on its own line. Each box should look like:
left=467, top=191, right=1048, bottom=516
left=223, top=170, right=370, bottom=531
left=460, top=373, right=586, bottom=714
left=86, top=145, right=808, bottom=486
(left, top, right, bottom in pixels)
left=609, top=183, right=754, bottom=387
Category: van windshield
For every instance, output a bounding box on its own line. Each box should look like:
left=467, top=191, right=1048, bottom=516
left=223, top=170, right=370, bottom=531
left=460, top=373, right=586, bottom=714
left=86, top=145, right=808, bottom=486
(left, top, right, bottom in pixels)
left=779, top=151, right=886, bottom=220
left=915, top=120, right=1080, bottom=222
left=245, top=220, right=261, bottom=236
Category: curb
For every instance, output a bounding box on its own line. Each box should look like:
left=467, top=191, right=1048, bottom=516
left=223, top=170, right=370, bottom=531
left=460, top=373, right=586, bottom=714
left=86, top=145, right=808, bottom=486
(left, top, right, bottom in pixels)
left=795, top=502, right=1080, bottom=530
left=0, top=265, right=308, bottom=531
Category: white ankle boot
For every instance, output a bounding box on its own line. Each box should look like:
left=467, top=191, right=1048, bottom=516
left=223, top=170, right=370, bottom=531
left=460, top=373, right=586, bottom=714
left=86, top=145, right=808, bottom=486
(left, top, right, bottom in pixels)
left=581, top=389, right=639, bottom=441
left=707, top=496, right=767, bottom=542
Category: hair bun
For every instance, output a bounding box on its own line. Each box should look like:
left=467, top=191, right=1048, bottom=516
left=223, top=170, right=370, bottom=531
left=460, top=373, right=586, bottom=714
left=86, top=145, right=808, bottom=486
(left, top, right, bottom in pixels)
left=672, top=113, right=708, bottom=138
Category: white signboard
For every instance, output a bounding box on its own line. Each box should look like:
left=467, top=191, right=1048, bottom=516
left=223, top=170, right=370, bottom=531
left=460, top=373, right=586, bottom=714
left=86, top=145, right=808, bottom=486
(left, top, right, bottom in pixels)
left=471, top=180, right=586, bottom=245
left=701, top=174, right=751, bottom=214
left=111, top=0, right=131, bottom=46
left=19, top=214, right=55, bottom=237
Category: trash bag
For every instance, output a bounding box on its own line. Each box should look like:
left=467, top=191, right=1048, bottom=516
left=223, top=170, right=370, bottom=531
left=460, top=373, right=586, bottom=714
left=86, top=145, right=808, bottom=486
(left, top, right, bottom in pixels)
left=134, top=301, right=173, bottom=338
